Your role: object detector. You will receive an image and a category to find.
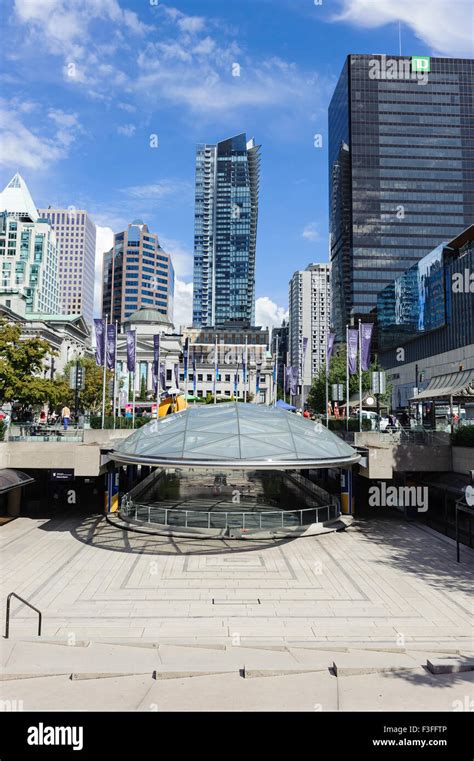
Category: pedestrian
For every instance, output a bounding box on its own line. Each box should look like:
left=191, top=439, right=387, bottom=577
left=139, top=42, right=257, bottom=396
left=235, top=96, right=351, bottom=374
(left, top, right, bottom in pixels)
left=61, top=404, right=71, bottom=431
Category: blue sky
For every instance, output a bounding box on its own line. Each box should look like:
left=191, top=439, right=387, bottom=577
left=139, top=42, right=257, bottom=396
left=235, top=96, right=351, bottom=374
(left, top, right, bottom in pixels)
left=1, top=0, right=472, bottom=327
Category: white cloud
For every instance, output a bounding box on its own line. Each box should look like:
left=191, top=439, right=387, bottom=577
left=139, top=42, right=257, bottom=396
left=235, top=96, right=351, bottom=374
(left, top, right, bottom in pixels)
left=123, top=181, right=191, bottom=201
left=0, top=100, right=81, bottom=170
left=117, top=123, right=136, bottom=137
left=302, top=222, right=321, bottom=242
left=159, top=236, right=194, bottom=279
left=172, top=279, right=193, bottom=330
left=93, top=225, right=114, bottom=318
left=333, top=0, right=474, bottom=57
left=255, top=297, right=288, bottom=330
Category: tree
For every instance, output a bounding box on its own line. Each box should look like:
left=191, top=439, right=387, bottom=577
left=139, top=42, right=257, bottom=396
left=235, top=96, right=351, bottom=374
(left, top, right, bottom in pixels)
left=306, top=344, right=391, bottom=414
left=59, top=356, right=111, bottom=414
left=0, top=320, right=61, bottom=407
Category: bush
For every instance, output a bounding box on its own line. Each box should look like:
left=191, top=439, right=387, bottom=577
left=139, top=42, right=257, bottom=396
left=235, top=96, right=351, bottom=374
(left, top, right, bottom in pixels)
left=327, top=418, right=372, bottom=432
left=0, top=419, right=5, bottom=441
left=89, top=416, right=149, bottom=430
left=451, top=425, right=474, bottom=448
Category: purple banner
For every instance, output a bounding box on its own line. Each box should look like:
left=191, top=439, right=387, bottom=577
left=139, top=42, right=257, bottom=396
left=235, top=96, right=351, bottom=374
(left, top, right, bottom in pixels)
left=94, top=318, right=105, bottom=367
left=183, top=338, right=189, bottom=381
left=347, top=328, right=358, bottom=375
left=159, top=362, right=166, bottom=392
left=173, top=362, right=179, bottom=388
left=289, top=366, right=297, bottom=396
left=326, top=332, right=335, bottom=371
left=360, top=323, right=374, bottom=371
left=153, top=335, right=160, bottom=395
left=126, top=330, right=136, bottom=373
left=106, top=324, right=116, bottom=370
left=285, top=366, right=291, bottom=395
left=192, top=352, right=197, bottom=394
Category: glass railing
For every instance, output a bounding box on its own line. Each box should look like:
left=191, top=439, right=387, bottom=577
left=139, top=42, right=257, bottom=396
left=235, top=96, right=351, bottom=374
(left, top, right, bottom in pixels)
left=120, top=499, right=339, bottom=531
left=6, top=423, right=84, bottom=442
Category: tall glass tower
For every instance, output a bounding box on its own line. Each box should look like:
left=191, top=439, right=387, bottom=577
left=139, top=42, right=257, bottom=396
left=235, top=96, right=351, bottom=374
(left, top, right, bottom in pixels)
left=192, top=133, right=261, bottom=328
left=329, top=54, right=474, bottom=339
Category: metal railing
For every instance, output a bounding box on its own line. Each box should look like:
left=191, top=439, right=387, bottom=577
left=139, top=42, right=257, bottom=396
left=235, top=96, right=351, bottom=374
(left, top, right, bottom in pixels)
left=5, top=592, right=42, bottom=639
left=7, top=423, right=84, bottom=442
left=120, top=499, right=339, bottom=531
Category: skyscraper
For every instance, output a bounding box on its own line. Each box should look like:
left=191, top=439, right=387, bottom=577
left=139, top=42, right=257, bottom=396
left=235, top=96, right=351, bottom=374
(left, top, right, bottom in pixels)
left=102, top=220, right=174, bottom=326
left=38, top=207, right=97, bottom=325
left=0, top=174, right=60, bottom=316
left=192, top=133, right=261, bottom=328
left=329, top=54, right=474, bottom=339
left=289, top=263, right=330, bottom=404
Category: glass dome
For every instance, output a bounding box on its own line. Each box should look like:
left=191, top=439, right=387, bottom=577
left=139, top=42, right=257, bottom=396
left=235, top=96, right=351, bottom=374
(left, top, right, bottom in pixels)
left=111, top=403, right=360, bottom=469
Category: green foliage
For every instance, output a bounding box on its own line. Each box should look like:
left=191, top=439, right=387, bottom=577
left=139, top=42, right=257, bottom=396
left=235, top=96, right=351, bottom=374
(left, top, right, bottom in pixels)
left=306, top=344, right=391, bottom=414
left=138, top=375, right=147, bottom=401
left=90, top=415, right=149, bottom=430
left=0, top=419, right=5, bottom=441
left=327, top=418, right=372, bottom=432
left=0, top=320, right=60, bottom=406
left=451, top=425, right=474, bottom=448
left=60, top=356, right=112, bottom=414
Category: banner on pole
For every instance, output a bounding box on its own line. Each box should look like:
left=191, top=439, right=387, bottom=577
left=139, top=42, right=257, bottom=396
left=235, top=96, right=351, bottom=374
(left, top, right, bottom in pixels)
left=326, top=332, right=336, bottom=372
left=159, top=362, right=166, bottom=392
left=173, top=363, right=179, bottom=388
left=183, top=337, right=189, bottom=382
left=106, top=324, right=116, bottom=370
left=347, top=329, right=358, bottom=375
left=94, top=318, right=105, bottom=367
left=126, top=330, right=136, bottom=373
left=192, top=352, right=197, bottom=395
left=360, top=323, right=374, bottom=371
left=153, top=335, right=160, bottom=394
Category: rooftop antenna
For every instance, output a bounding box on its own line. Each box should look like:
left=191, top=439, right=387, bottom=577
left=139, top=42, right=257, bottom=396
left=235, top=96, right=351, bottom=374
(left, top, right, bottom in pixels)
left=398, top=21, right=402, bottom=56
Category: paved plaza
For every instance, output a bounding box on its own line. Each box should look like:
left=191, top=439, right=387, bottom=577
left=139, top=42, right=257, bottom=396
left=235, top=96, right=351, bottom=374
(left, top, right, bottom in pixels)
left=1, top=514, right=473, bottom=710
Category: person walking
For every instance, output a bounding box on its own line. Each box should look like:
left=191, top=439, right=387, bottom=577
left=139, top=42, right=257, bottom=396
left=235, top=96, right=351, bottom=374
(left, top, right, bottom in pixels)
left=61, top=405, right=71, bottom=431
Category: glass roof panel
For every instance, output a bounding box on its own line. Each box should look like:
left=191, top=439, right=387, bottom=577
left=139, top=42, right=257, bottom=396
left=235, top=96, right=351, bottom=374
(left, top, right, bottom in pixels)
left=112, top=403, right=359, bottom=466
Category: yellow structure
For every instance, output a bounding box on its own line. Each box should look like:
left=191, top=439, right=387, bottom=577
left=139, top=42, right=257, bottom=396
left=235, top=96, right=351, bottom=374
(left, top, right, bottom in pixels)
left=158, top=393, right=187, bottom=418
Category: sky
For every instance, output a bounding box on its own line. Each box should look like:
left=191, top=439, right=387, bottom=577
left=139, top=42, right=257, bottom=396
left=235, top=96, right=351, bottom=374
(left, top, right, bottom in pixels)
left=1, top=0, right=473, bottom=329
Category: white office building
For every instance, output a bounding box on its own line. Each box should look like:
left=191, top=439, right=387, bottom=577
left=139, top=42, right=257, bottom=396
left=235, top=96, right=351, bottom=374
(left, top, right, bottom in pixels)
left=289, top=263, right=330, bottom=406
left=38, top=207, right=97, bottom=326
left=0, top=174, right=60, bottom=316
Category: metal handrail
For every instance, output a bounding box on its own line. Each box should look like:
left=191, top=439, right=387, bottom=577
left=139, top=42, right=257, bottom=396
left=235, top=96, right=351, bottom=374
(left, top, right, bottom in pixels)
left=5, top=592, right=42, bottom=639
left=122, top=500, right=337, bottom=528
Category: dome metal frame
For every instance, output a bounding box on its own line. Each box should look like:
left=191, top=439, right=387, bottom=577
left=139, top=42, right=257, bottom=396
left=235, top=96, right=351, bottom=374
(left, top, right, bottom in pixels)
left=110, top=403, right=360, bottom=471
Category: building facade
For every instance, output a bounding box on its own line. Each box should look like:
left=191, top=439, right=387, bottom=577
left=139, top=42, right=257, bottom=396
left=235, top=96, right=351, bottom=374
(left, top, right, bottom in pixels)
left=192, top=133, right=261, bottom=328
left=289, top=263, right=330, bottom=404
left=102, top=220, right=174, bottom=327
left=329, top=54, right=474, bottom=339
left=271, top=321, right=289, bottom=394
left=38, top=208, right=97, bottom=326
left=377, top=226, right=474, bottom=411
left=0, top=174, right=60, bottom=316
left=182, top=325, right=274, bottom=404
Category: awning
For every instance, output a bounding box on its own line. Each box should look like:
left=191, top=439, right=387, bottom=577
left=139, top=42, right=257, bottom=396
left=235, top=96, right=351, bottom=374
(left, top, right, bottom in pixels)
left=0, top=469, right=34, bottom=495
left=410, top=370, right=474, bottom=401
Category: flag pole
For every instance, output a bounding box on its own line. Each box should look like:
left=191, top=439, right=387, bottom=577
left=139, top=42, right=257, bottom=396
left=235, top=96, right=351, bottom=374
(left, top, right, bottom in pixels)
left=325, top=335, right=329, bottom=428
left=346, top=324, right=349, bottom=432
left=283, top=365, right=286, bottom=404
left=101, top=314, right=108, bottom=429
left=113, top=320, right=118, bottom=430
left=274, top=334, right=279, bottom=407
left=132, top=363, right=136, bottom=429
left=244, top=335, right=248, bottom=403
left=214, top=335, right=217, bottom=405
left=358, top=319, right=363, bottom=432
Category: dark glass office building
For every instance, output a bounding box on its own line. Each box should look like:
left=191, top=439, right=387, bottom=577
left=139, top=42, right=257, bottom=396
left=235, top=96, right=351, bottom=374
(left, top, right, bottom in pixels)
left=329, top=54, right=474, bottom=339
left=102, top=221, right=174, bottom=326
left=192, top=133, right=261, bottom=328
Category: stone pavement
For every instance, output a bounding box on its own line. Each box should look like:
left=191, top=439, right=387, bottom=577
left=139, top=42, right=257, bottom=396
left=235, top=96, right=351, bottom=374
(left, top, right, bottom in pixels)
left=0, top=514, right=473, bottom=648
left=1, top=514, right=473, bottom=710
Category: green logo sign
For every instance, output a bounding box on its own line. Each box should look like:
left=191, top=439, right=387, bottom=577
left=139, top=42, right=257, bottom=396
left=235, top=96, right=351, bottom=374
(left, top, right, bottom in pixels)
left=411, top=56, right=430, bottom=73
